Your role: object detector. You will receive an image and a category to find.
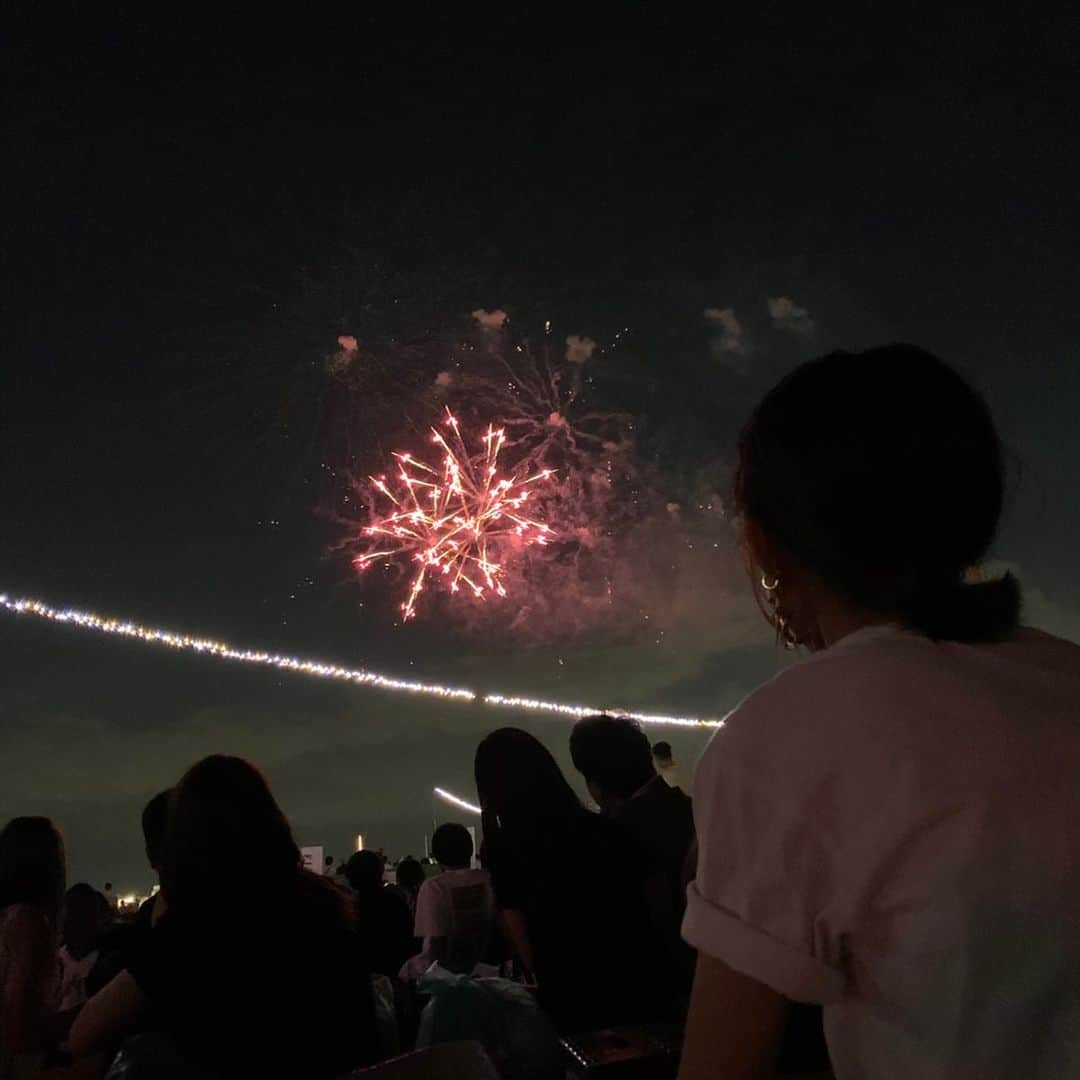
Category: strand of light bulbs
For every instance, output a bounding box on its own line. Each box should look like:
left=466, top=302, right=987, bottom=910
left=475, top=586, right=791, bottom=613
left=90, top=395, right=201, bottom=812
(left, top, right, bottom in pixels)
left=433, top=787, right=482, bottom=815
left=0, top=593, right=722, bottom=729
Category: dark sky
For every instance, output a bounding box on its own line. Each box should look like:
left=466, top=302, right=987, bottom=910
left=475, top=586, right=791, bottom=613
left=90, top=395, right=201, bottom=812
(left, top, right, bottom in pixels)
left=2, top=9, right=1079, bottom=889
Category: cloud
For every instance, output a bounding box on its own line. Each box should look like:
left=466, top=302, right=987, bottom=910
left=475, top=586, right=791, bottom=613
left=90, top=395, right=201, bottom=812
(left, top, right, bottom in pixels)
left=767, top=296, right=815, bottom=336
left=1023, top=585, right=1080, bottom=644
left=703, top=306, right=748, bottom=367
left=471, top=308, right=508, bottom=330
left=565, top=335, right=596, bottom=365
left=328, top=335, right=359, bottom=374
left=434, top=371, right=453, bottom=387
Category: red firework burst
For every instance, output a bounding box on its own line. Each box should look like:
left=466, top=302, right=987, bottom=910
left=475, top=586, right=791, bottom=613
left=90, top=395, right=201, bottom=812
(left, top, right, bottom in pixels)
left=354, top=409, right=555, bottom=620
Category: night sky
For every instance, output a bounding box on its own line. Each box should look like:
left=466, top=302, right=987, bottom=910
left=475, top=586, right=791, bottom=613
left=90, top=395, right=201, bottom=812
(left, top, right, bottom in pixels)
left=3, top=10, right=1079, bottom=890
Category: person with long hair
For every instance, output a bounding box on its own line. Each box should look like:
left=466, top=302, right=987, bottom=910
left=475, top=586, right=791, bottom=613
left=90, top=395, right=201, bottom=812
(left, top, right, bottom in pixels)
left=393, top=857, right=425, bottom=916
left=678, top=346, right=1080, bottom=1078
left=69, top=755, right=380, bottom=1075
left=475, top=727, right=671, bottom=1034
left=0, top=817, right=66, bottom=1076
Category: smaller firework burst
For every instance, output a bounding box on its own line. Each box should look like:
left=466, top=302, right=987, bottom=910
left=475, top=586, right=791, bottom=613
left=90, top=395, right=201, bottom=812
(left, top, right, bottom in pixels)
left=354, top=409, right=555, bottom=620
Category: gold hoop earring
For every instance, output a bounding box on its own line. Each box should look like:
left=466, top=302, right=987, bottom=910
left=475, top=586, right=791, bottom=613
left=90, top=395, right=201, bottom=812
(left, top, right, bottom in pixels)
left=760, top=574, right=800, bottom=650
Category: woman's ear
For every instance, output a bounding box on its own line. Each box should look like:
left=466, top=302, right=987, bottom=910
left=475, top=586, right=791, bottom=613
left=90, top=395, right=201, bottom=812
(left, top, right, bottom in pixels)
left=742, top=516, right=777, bottom=581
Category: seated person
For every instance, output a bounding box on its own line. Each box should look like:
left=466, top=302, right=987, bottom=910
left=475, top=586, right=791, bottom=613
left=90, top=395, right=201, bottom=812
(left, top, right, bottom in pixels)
left=132, top=790, right=169, bottom=936
left=0, top=817, right=71, bottom=1075
left=57, top=884, right=113, bottom=1011
left=345, top=850, right=417, bottom=978
left=403, top=823, right=494, bottom=978
left=68, top=755, right=381, bottom=1077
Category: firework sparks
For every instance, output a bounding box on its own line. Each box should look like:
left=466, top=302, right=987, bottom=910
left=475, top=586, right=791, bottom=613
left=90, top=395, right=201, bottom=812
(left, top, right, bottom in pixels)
left=0, top=592, right=723, bottom=728
left=354, top=409, right=555, bottom=620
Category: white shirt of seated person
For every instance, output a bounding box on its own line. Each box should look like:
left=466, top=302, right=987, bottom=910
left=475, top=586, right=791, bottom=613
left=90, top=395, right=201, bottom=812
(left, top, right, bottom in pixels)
left=401, top=867, right=494, bottom=980
left=683, top=624, right=1080, bottom=1079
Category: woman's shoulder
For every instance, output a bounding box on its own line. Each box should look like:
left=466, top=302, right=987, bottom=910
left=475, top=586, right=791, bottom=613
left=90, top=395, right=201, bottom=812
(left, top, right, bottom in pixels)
left=721, top=626, right=909, bottom=724
left=702, top=623, right=1080, bottom=788
left=697, top=626, right=946, bottom=791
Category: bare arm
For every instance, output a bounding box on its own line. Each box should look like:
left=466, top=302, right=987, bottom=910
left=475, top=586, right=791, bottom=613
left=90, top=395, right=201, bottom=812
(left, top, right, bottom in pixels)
left=67, top=971, right=148, bottom=1059
left=678, top=952, right=788, bottom=1080
left=498, top=909, right=534, bottom=978
left=423, top=936, right=448, bottom=963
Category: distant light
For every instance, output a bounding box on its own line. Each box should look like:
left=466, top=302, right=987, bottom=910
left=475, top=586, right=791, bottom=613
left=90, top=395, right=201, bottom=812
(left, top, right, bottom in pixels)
left=434, top=787, right=481, bottom=815
left=355, top=833, right=364, bottom=852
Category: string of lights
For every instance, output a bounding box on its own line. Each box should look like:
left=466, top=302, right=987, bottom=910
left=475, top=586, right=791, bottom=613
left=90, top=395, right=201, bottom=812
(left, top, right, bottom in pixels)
left=433, top=787, right=482, bottom=815
left=482, top=693, right=716, bottom=729
left=0, top=592, right=723, bottom=729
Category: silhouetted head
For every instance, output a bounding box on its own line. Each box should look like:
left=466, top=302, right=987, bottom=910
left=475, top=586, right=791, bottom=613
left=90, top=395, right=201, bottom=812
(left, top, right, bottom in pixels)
left=474, top=727, right=583, bottom=837
left=94, top=890, right=112, bottom=925
left=162, top=755, right=303, bottom=918
left=62, top=882, right=107, bottom=958
left=734, top=345, right=1019, bottom=646
left=651, top=741, right=673, bottom=763
left=569, top=715, right=655, bottom=811
left=431, top=823, right=473, bottom=870
left=0, top=817, right=66, bottom=921
left=344, top=850, right=385, bottom=893
left=141, top=789, right=171, bottom=873
left=395, top=856, right=424, bottom=895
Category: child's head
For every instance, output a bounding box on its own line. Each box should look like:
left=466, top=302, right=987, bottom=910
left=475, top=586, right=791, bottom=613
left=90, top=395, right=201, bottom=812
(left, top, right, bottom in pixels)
left=431, top=822, right=473, bottom=870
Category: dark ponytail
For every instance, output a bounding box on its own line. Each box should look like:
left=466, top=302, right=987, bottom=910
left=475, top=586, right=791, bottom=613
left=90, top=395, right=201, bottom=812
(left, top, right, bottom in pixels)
left=735, top=345, right=1020, bottom=644
left=900, top=575, right=1020, bottom=643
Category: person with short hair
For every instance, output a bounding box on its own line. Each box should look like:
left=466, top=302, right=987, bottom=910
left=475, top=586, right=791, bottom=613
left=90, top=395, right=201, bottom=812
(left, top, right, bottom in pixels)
left=679, top=345, right=1080, bottom=1079
left=570, top=717, right=694, bottom=903
left=650, top=741, right=685, bottom=792
left=570, top=715, right=696, bottom=1004
left=345, top=850, right=416, bottom=979
left=140, top=790, right=170, bottom=878
left=123, top=790, right=171, bottom=965
left=403, top=824, right=494, bottom=979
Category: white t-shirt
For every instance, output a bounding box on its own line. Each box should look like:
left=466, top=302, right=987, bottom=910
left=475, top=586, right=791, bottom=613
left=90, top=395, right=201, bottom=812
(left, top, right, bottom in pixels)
left=410, top=868, right=494, bottom=976
left=683, top=624, right=1080, bottom=1079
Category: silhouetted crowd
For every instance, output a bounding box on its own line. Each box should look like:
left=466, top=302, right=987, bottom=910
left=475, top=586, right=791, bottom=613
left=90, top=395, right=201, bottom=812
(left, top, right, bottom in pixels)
left=5, top=347, right=1080, bottom=1079
left=0, top=719, right=722, bottom=1078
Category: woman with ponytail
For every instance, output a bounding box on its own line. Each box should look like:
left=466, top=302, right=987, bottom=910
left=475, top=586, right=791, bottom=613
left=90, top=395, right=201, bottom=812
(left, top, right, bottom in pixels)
left=679, top=346, right=1080, bottom=1079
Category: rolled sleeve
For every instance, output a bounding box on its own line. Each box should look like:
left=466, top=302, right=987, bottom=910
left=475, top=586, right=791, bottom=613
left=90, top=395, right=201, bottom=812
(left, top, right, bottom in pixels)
left=683, top=881, right=845, bottom=1003
left=685, top=683, right=856, bottom=1007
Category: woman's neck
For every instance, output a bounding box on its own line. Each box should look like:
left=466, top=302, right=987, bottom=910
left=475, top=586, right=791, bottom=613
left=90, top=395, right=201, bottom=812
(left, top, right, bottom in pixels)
left=815, top=601, right=894, bottom=650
